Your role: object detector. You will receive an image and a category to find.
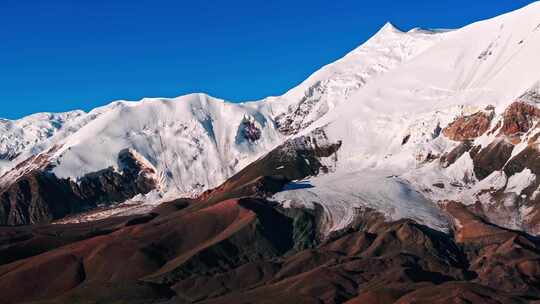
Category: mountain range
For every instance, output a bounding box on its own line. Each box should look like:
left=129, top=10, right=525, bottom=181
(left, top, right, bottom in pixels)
left=1, top=3, right=540, bottom=303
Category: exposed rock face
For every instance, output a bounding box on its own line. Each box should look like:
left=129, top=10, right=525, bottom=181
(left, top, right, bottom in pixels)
left=499, top=101, right=540, bottom=139
left=0, top=171, right=84, bottom=225
left=458, top=143, right=540, bottom=234
left=440, top=141, right=473, bottom=168
left=470, top=139, right=514, bottom=180
left=436, top=100, right=540, bottom=235
left=275, top=81, right=326, bottom=135
left=504, top=145, right=540, bottom=177
left=503, top=145, right=540, bottom=232
left=77, top=148, right=157, bottom=205
left=200, top=127, right=342, bottom=205
left=0, top=149, right=157, bottom=225
left=443, top=109, right=494, bottom=141
left=237, top=116, right=262, bottom=143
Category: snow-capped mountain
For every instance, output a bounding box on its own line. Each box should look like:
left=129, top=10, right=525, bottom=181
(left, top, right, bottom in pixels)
left=1, top=2, right=540, bottom=237
left=0, top=96, right=287, bottom=224
left=271, top=22, right=446, bottom=134
left=278, top=2, right=540, bottom=235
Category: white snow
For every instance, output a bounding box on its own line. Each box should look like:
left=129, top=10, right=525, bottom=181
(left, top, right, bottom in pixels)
left=505, top=168, right=536, bottom=195
left=0, top=111, right=84, bottom=169
left=272, top=170, right=449, bottom=234
left=48, top=94, right=284, bottom=197
left=533, top=186, right=540, bottom=201
left=260, top=22, right=447, bottom=132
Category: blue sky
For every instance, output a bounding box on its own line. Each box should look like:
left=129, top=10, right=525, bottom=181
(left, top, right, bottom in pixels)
left=0, top=0, right=536, bottom=119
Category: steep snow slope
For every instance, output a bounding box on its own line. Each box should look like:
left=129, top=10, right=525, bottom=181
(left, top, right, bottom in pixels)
left=307, top=2, right=540, bottom=135
left=45, top=94, right=283, bottom=198
left=267, top=23, right=447, bottom=134
left=0, top=111, right=84, bottom=166
left=281, top=23, right=446, bottom=103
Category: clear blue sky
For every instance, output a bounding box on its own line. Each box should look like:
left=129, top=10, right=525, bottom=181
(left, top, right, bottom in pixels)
left=0, top=0, right=537, bottom=119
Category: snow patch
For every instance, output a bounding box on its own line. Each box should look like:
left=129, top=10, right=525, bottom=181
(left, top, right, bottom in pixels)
left=505, top=168, right=536, bottom=195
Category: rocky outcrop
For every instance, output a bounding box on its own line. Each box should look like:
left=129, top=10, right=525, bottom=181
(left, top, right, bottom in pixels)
left=460, top=141, right=540, bottom=234
left=499, top=101, right=540, bottom=140
left=76, top=148, right=157, bottom=205
left=0, top=149, right=157, bottom=225
left=437, top=100, right=540, bottom=235
left=200, top=127, right=342, bottom=205
left=441, top=102, right=540, bottom=179
left=275, top=81, right=326, bottom=135
left=503, top=145, right=540, bottom=232
left=440, top=141, right=473, bottom=168
left=443, top=108, right=494, bottom=141
left=236, top=116, right=262, bottom=143
left=470, top=139, right=514, bottom=180
left=504, top=145, right=540, bottom=178
left=0, top=171, right=84, bottom=225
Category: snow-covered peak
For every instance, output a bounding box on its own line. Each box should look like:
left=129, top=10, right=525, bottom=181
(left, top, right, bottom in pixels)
left=42, top=93, right=283, bottom=198
left=279, top=20, right=445, bottom=103
left=303, top=1, right=540, bottom=129
left=374, top=21, right=403, bottom=36
left=267, top=20, right=447, bottom=134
